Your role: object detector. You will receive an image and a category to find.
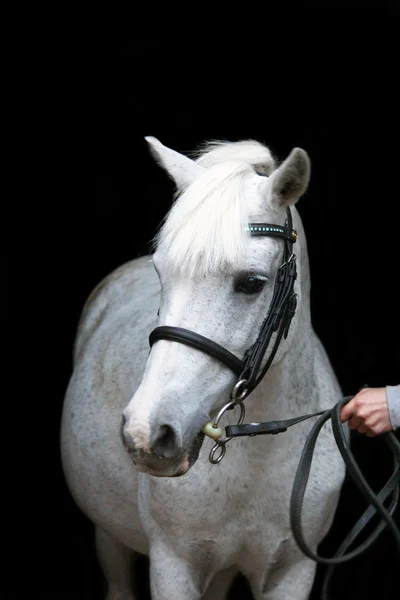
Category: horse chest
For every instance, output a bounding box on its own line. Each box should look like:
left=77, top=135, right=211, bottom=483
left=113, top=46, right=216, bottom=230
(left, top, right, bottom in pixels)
left=139, top=457, right=292, bottom=542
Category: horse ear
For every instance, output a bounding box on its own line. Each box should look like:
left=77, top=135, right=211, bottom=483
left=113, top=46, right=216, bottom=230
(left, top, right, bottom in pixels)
left=268, top=148, right=310, bottom=208
left=145, top=136, right=204, bottom=191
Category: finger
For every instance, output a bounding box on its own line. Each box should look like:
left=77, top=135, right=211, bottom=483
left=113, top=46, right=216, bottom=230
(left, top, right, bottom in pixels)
left=341, top=400, right=355, bottom=422
left=357, top=424, right=369, bottom=434
left=366, top=430, right=378, bottom=438
left=348, top=416, right=362, bottom=430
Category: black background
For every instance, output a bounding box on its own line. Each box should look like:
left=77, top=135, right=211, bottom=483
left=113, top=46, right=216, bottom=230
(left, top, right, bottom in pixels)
left=16, top=6, right=399, bottom=600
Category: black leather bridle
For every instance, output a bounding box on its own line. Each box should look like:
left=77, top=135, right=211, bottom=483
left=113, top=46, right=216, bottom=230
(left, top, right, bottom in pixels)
left=148, top=207, right=400, bottom=596
left=150, top=207, right=298, bottom=400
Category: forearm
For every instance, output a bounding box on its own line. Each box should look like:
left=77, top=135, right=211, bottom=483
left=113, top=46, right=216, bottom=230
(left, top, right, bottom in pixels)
left=386, top=385, right=400, bottom=430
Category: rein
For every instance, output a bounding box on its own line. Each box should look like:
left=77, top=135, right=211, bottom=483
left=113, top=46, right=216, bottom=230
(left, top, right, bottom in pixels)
left=148, top=207, right=400, bottom=592
left=228, top=395, right=400, bottom=596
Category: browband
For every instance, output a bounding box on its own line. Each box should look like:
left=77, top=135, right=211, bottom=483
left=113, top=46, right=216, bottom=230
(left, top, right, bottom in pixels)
left=249, top=223, right=297, bottom=243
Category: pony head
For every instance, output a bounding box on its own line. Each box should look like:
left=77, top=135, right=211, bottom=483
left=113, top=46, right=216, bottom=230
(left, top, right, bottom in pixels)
left=122, top=137, right=311, bottom=476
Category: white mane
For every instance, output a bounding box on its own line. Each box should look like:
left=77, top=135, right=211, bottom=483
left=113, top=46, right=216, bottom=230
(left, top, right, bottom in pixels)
left=155, top=140, right=275, bottom=276
left=193, top=139, right=275, bottom=176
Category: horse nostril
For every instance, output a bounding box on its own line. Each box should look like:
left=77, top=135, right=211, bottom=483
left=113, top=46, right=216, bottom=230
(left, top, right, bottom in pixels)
left=151, top=424, right=179, bottom=459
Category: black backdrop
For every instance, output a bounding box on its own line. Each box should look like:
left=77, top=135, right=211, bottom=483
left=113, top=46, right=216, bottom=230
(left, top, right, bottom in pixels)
left=19, top=9, right=400, bottom=600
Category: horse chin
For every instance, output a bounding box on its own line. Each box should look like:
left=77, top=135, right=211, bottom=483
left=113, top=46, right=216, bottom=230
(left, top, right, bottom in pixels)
left=147, top=459, right=191, bottom=478
left=133, top=455, right=191, bottom=478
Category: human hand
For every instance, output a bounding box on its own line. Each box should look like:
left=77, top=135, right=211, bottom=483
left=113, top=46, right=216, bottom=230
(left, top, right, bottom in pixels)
left=340, top=387, right=393, bottom=437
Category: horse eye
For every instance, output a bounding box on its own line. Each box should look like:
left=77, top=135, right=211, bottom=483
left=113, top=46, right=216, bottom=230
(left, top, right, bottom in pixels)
left=235, top=274, right=267, bottom=294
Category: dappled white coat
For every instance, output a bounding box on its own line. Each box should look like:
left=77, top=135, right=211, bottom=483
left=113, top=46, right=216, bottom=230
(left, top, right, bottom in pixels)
left=61, top=137, right=346, bottom=600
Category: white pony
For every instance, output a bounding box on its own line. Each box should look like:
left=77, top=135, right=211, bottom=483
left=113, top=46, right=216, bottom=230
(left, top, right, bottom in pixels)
left=61, top=137, right=346, bottom=599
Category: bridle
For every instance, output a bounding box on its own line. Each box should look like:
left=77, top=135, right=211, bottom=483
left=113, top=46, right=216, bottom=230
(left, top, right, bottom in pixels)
left=150, top=208, right=298, bottom=461
left=148, top=207, right=400, bottom=593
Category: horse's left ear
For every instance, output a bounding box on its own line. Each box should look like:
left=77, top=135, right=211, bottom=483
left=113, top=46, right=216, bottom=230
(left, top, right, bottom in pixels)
left=145, top=136, right=204, bottom=191
left=267, top=148, right=311, bottom=208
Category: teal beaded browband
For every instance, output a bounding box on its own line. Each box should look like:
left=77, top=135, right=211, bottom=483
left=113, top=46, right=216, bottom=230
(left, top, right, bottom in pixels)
left=248, top=223, right=298, bottom=243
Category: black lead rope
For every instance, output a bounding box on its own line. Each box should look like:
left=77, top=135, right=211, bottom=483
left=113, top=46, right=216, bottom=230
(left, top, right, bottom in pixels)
left=289, top=396, right=400, bottom=562
left=226, top=395, right=400, bottom=599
